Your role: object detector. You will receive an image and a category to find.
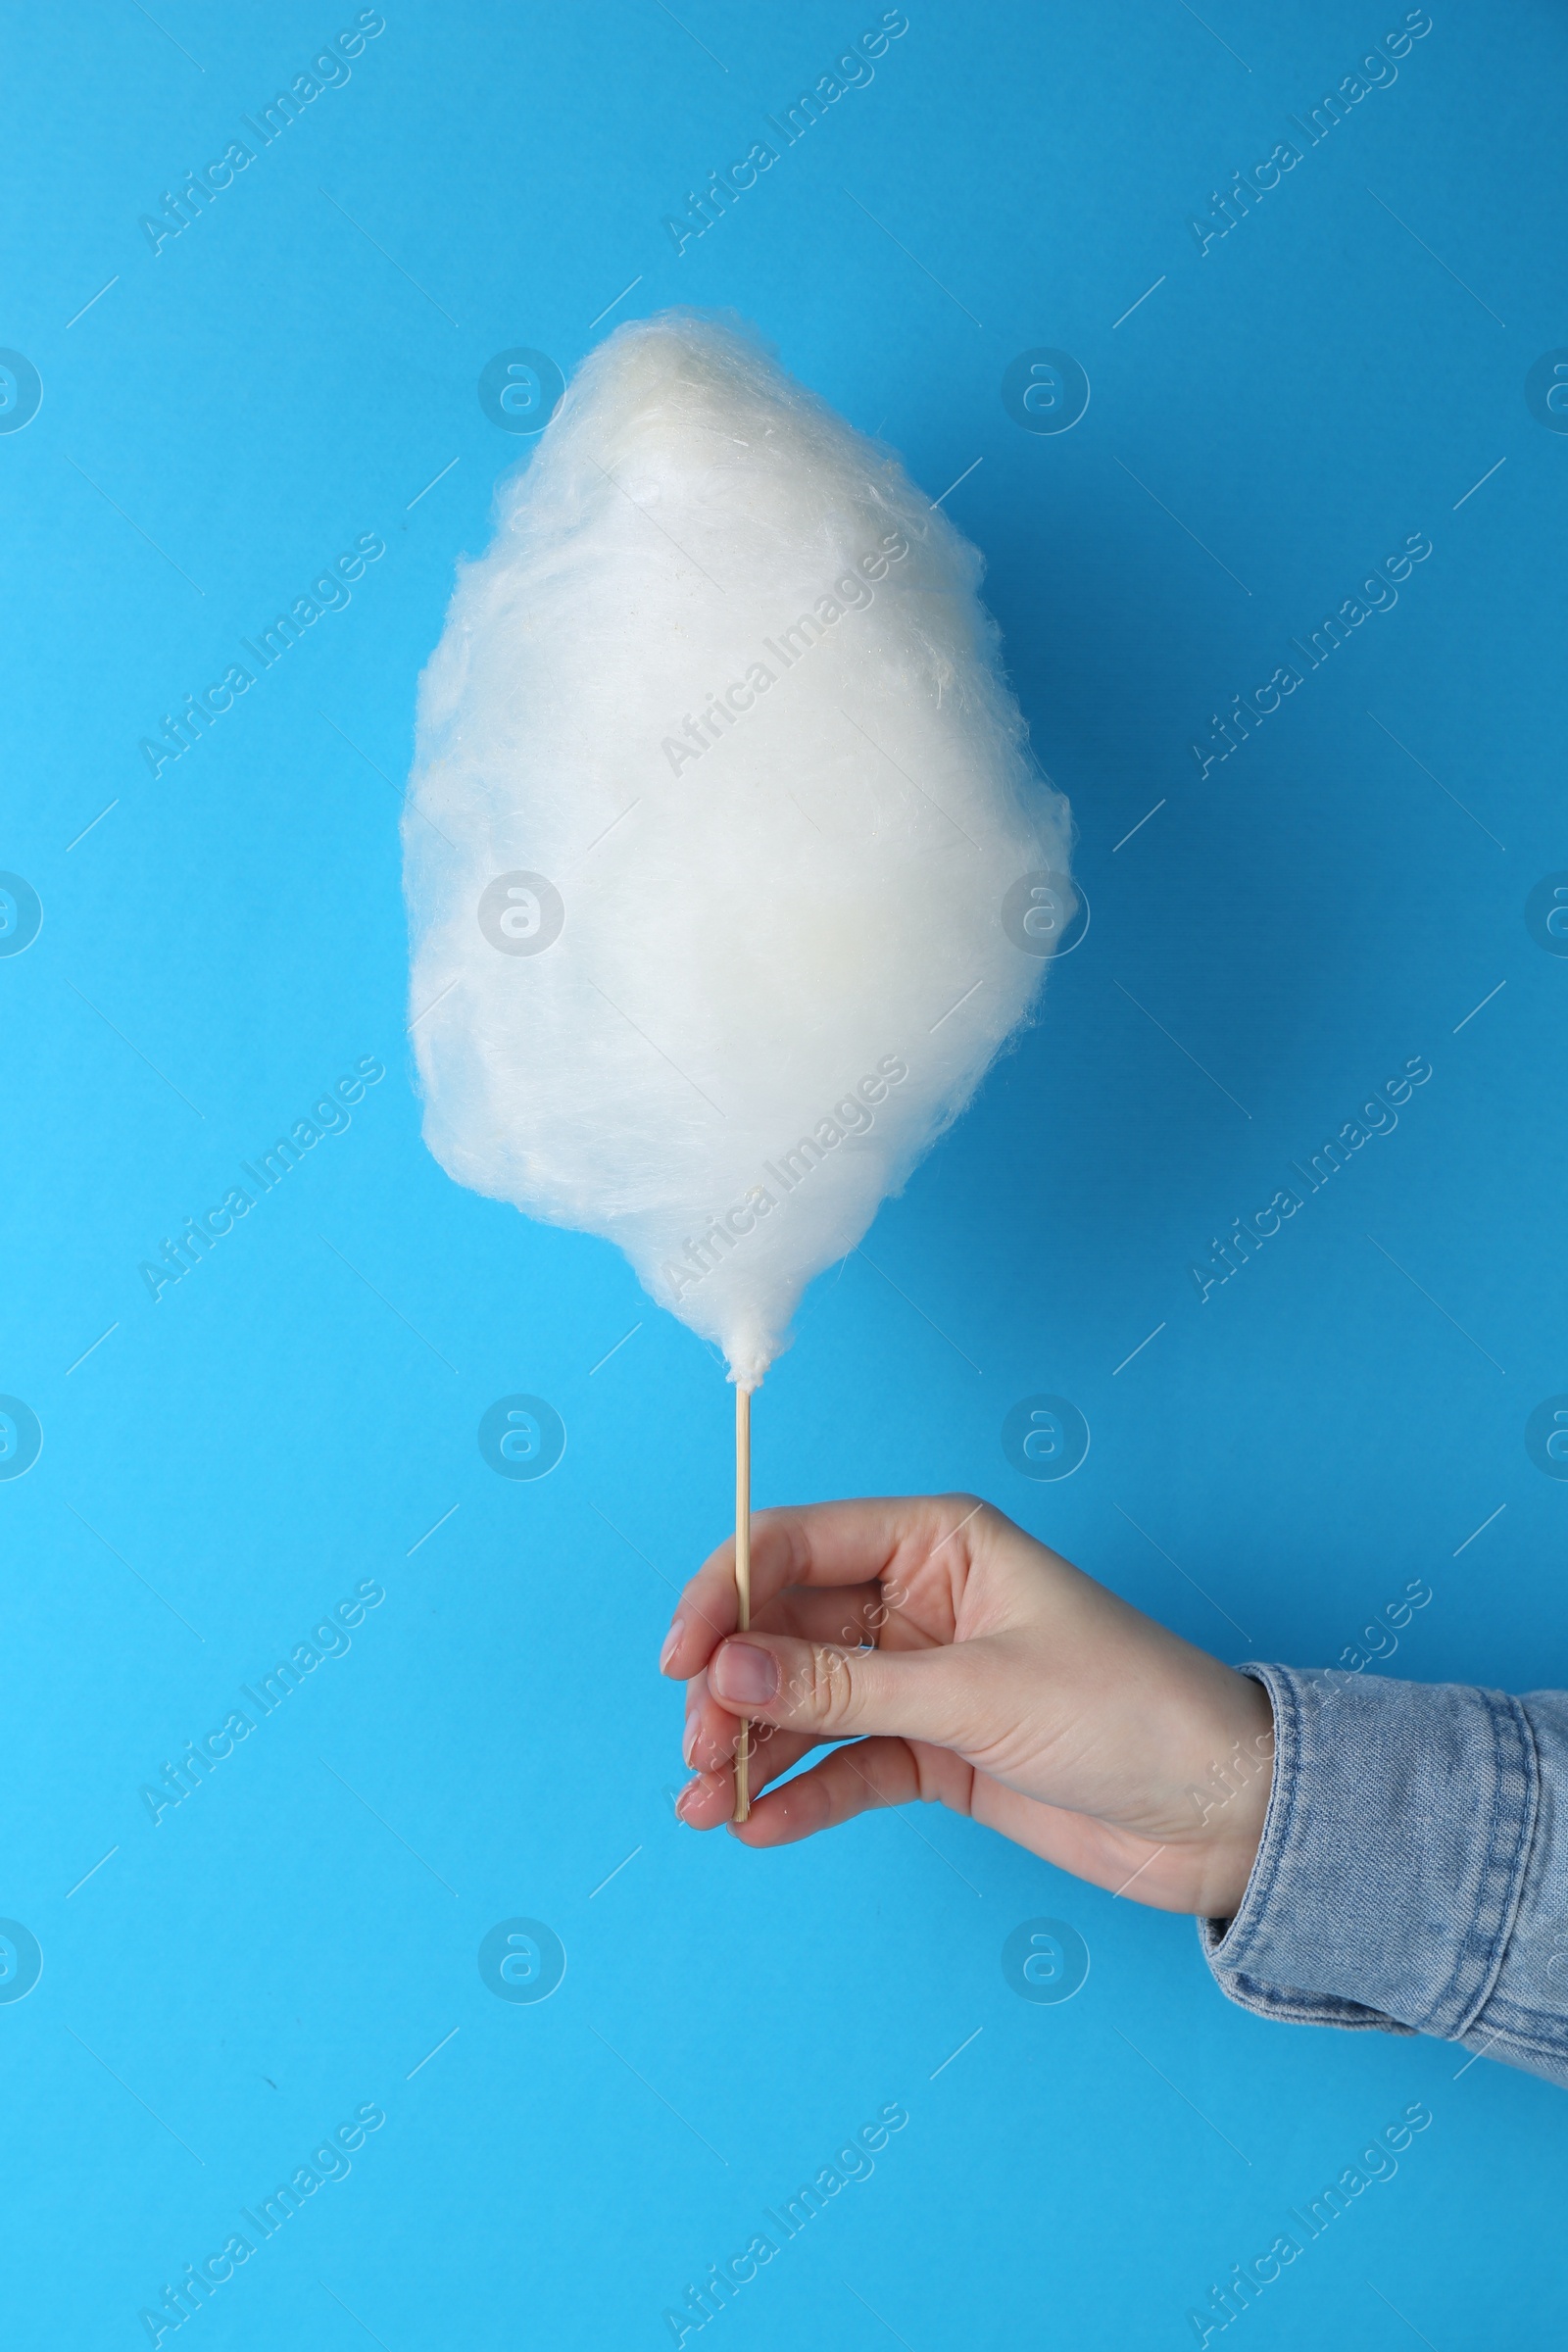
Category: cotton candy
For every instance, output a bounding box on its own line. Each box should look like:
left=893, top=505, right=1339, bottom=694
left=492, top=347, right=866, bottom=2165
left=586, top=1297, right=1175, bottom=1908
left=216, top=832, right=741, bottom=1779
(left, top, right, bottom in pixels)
left=403, top=311, right=1072, bottom=1386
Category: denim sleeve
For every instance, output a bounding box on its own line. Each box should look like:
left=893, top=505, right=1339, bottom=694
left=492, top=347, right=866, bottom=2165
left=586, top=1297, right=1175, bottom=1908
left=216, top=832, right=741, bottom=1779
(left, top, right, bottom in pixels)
left=1200, top=1663, right=1568, bottom=2088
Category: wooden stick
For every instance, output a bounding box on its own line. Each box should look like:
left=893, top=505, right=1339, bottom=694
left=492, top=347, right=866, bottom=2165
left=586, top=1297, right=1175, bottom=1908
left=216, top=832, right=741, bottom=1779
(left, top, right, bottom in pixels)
left=732, top=1382, right=752, bottom=1824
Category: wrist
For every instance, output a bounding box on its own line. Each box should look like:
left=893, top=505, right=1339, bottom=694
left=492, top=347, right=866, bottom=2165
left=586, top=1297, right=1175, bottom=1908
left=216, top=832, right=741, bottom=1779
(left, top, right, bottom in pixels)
left=1190, top=1672, right=1275, bottom=1917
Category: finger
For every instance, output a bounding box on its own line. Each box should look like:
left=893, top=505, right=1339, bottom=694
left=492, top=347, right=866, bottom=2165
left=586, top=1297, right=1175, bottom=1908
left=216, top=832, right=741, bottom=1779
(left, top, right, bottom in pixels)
left=684, top=1693, right=817, bottom=1779
left=707, top=1627, right=985, bottom=1750
left=759, top=1584, right=893, bottom=1647
left=730, top=1736, right=973, bottom=1847
left=682, top=1643, right=841, bottom=1755
left=661, top=1495, right=988, bottom=1679
left=672, top=1769, right=730, bottom=1830
left=698, top=1582, right=888, bottom=1650
left=679, top=1667, right=710, bottom=1765
left=673, top=1720, right=825, bottom=1827
left=681, top=1590, right=889, bottom=1765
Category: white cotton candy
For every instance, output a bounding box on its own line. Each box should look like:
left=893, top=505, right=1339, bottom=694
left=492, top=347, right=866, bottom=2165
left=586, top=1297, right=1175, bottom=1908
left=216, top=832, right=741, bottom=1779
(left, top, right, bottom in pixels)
left=403, top=311, right=1073, bottom=1387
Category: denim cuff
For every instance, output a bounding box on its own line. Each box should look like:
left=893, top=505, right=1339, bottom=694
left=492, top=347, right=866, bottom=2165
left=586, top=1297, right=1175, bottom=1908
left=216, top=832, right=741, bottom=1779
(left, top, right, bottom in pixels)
left=1200, top=1662, right=1539, bottom=2041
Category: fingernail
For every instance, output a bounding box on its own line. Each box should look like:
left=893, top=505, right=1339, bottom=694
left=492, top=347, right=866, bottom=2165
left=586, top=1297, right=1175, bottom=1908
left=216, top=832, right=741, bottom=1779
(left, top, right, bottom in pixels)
left=659, top=1617, right=685, bottom=1672
left=712, top=1641, right=778, bottom=1705
left=682, top=1715, right=699, bottom=1766
left=674, top=1778, right=702, bottom=1822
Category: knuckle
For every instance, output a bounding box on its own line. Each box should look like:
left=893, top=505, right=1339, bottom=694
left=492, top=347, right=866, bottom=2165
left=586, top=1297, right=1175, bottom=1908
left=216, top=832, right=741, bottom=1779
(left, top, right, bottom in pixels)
left=810, top=1643, right=860, bottom=1733
left=784, top=1642, right=860, bottom=1733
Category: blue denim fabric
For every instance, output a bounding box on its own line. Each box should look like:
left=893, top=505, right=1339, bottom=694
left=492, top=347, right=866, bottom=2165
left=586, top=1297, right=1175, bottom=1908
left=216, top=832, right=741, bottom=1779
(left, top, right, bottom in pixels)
left=1200, top=1664, right=1568, bottom=2088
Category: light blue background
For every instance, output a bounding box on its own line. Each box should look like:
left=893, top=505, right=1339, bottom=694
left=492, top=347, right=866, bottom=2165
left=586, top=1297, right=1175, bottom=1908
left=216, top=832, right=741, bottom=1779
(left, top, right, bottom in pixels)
left=3, top=3, right=1565, bottom=2344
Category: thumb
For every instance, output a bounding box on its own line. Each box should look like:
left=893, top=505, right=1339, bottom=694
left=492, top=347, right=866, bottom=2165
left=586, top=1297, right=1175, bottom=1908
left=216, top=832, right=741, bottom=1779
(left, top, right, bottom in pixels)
left=710, top=1632, right=980, bottom=1749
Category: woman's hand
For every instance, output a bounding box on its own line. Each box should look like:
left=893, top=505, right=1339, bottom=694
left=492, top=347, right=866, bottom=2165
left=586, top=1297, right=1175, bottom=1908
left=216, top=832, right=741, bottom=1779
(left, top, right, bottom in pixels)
left=660, top=1495, right=1274, bottom=1918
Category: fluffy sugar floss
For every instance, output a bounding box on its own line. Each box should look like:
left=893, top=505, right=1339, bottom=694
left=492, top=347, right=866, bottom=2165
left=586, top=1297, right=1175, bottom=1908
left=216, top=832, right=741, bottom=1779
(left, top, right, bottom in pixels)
left=403, top=311, right=1074, bottom=1388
